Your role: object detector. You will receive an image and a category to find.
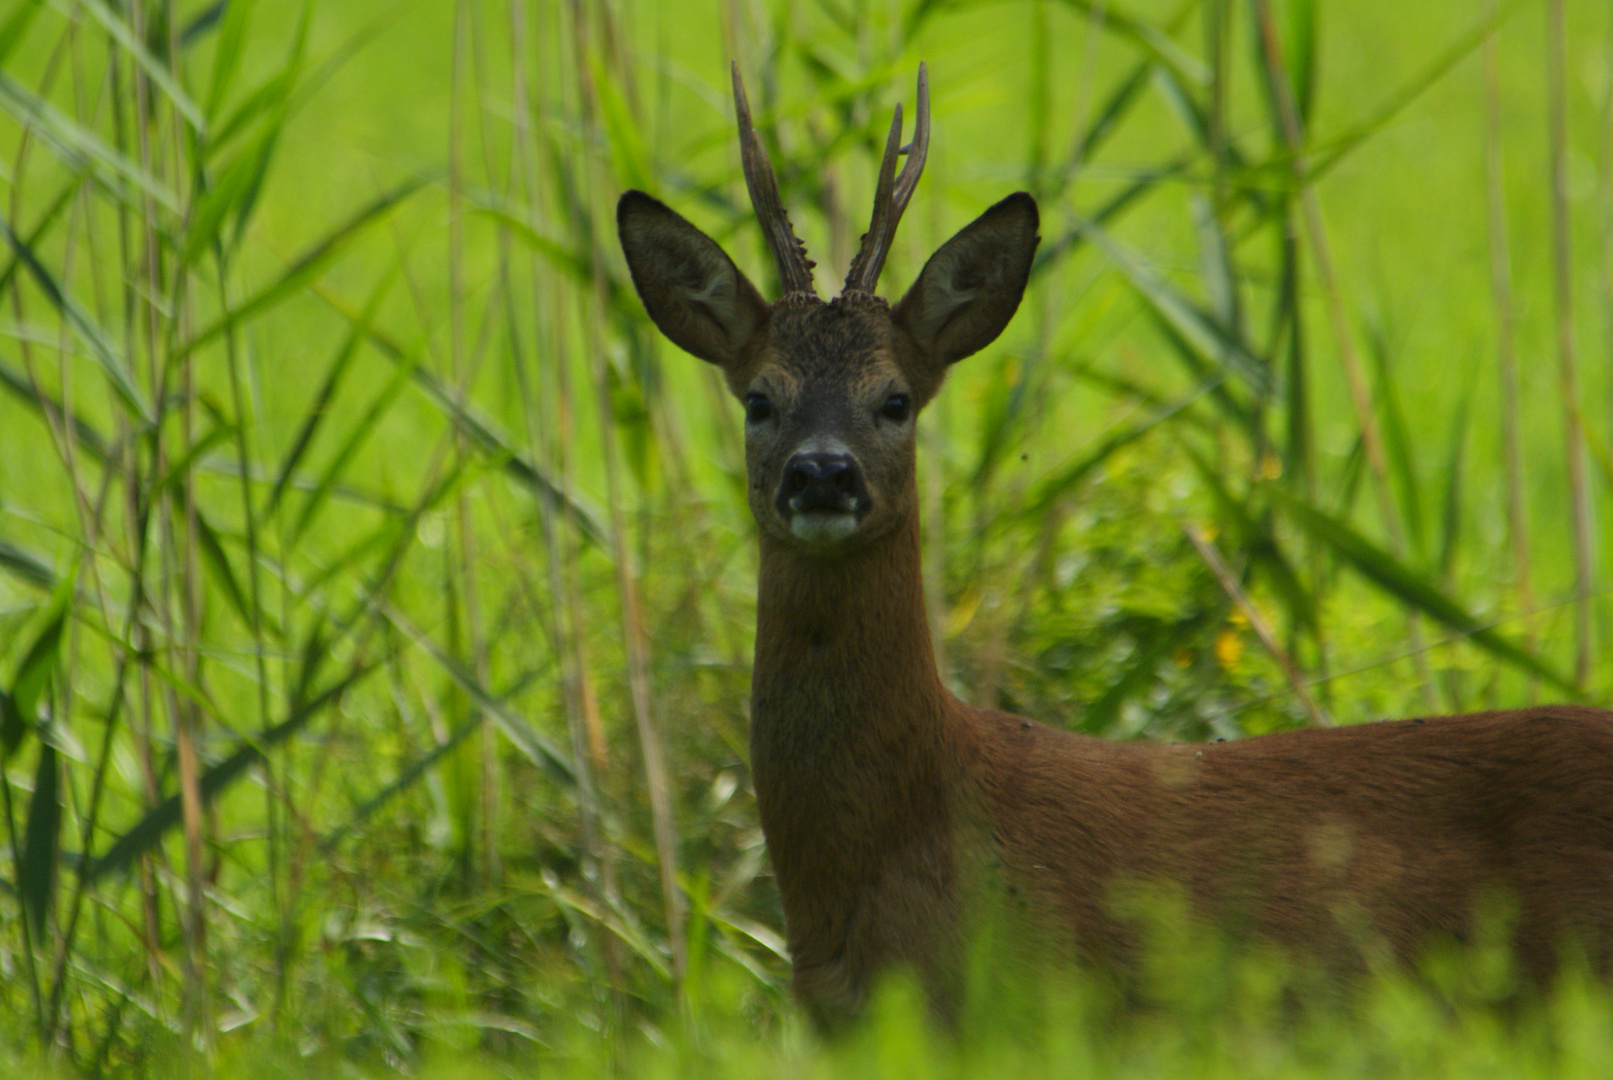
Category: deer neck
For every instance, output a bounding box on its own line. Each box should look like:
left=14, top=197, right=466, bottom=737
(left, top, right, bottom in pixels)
left=749, top=505, right=958, bottom=861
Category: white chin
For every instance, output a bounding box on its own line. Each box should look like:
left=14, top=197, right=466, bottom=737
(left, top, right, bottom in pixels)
left=789, top=513, right=860, bottom=544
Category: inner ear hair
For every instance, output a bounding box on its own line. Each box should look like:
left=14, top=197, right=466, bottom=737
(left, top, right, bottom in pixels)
left=618, top=190, right=769, bottom=368
left=894, top=192, right=1039, bottom=367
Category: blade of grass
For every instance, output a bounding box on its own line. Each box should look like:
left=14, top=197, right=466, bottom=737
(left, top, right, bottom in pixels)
left=19, top=741, right=59, bottom=934
left=181, top=173, right=433, bottom=355
left=1285, top=0, right=1318, bottom=126
left=0, top=0, right=46, bottom=67
left=1179, top=440, right=1319, bottom=637
left=1546, top=0, right=1595, bottom=687
left=1305, top=0, right=1527, bottom=186
left=284, top=358, right=416, bottom=546
left=2, top=220, right=151, bottom=423
left=318, top=663, right=551, bottom=854
left=1191, top=193, right=1240, bottom=336
left=1031, top=157, right=1193, bottom=279
left=311, top=280, right=610, bottom=548
left=1271, top=489, right=1577, bottom=695
left=1053, top=0, right=1209, bottom=87
left=85, top=660, right=381, bottom=884
left=382, top=606, right=575, bottom=785
left=76, top=0, right=207, bottom=134
left=0, top=174, right=80, bottom=297
left=205, top=0, right=253, bottom=118
left=1183, top=522, right=1330, bottom=726
left=192, top=507, right=257, bottom=635
left=1019, top=377, right=1216, bottom=521
left=6, top=578, right=71, bottom=747
left=0, top=71, right=179, bottom=212
left=0, top=357, right=112, bottom=462
left=1483, top=0, right=1534, bottom=637
left=1437, top=392, right=1470, bottom=583
left=181, top=123, right=281, bottom=268
left=1363, top=318, right=1426, bottom=562
left=0, top=540, right=55, bottom=592
left=1276, top=209, right=1312, bottom=497
left=1076, top=215, right=1271, bottom=397
left=265, top=256, right=401, bottom=519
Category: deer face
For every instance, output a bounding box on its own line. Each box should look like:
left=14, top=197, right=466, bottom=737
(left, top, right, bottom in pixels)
left=617, top=65, right=1038, bottom=554
left=736, top=300, right=919, bottom=550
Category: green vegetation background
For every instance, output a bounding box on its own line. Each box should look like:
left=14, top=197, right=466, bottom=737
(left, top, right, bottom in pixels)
left=0, top=0, right=1611, bottom=1074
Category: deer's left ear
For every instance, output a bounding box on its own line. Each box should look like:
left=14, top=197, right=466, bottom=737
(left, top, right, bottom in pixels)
left=894, top=192, right=1038, bottom=366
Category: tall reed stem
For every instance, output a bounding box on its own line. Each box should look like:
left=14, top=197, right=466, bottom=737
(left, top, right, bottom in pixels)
left=1545, top=0, right=1595, bottom=688
left=569, top=0, right=686, bottom=988
left=1251, top=0, right=1439, bottom=713
left=1482, top=3, right=1535, bottom=668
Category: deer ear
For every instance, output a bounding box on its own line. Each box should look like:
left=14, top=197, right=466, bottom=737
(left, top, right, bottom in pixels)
left=618, top=190, right=769, bottom=368
left=894, top=192, right=1038, bottom=366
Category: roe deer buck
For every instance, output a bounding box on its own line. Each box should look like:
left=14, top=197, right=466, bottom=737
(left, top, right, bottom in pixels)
left=617, top=63, right=1613, bottom=1027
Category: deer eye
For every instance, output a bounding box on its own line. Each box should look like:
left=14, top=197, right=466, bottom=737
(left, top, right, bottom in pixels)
left=744, top=392, right=774, bottom=424
left=880, top=393, right=911, bottom=423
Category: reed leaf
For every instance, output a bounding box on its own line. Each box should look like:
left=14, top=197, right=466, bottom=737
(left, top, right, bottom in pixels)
left=0, top=176, right=79, bottom=298
left=205, top=0, right=254, bottom=118
left=1437, top=393, right=1470, bottom=583
left=0, top=0, right=46, bottom=67
left=383, top=609, right=576, bottom=787
left=1052, top=0, right=1209, bottom=87
left=1076, top=216, right=1271, bottom=398
left=0, top=72, right=179, bottom=213
left=84, top=661, right=380, bottom=884
left=1363, top=319, right=1427, bottom=563
left=1285, top=0, right=1318, bottom=125
left=75, top=0, right=207, bottom=134
left=1018, top=382, right=1212, bottom=522
left=591, top=52, right=653, bottom=192
left=0, top=540, right=55, bottom=592
left=284, top=359, right=414, bottom=546
left=182, top=173, right=432, bottom=354
left=1178, top=441, right=1319, bottom=636
left=192, top=508, right=256, bottom=636
left=18, top=742, right=58, bottom=934
left=1, top=222, right=150, bottom=424
left=1271, top=491, right=1577, bottom=695
left=5, top=578, right=71, bottom=757
left=1303, top=0, right=1525, bottom=188
left=313, top=283, right=610, bottom=549
left=266, top=257, right=401, bottom=520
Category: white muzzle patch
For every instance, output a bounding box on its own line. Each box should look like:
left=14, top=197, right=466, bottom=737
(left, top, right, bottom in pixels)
left=789, top=512, right=860, bottom=544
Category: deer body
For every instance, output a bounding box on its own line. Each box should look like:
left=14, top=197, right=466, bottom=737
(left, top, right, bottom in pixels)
left=618, top=64, right=1613, bottom=1025
left=753, top=484, right=1613, bottom=1021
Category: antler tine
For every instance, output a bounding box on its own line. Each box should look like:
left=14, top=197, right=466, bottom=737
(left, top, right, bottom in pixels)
left=731, top=62, right=818, bottom=299
left=844, top=103, right=904, bottom=296
left=843, top=62, right=931, bottom=297
left=892, top=63, right=930, bottom=214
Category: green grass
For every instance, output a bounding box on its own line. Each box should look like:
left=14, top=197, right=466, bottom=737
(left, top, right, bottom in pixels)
left=0, top=0, right=1611, bottom=1074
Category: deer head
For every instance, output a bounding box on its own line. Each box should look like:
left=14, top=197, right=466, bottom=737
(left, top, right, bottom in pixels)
left=618, top=64, right=1039, bottom=553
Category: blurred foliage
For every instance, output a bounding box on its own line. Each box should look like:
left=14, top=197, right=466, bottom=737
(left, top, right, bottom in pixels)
left=0, top=0, right=1610, bottom=1074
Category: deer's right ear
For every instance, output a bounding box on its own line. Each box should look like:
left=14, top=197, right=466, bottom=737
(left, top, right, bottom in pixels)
left=618, top=191, right=769, bottom=368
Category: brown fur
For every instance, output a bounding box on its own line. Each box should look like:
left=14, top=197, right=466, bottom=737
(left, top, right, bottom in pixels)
left=617, top=183, right=1613, bottom=1028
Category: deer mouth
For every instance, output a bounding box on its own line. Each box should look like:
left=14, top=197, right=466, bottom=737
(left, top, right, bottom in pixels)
left=787, top=509, right=863, bottom=545
left=775, top=448, right=872, bottom=545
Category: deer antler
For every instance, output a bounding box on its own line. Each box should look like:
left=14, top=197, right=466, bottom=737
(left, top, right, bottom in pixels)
left=732, top=62, right=818, bottom=299
left=843, top=63, right=930, bottom=297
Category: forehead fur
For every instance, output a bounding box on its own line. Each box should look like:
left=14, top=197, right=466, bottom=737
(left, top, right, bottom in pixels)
left=773, top=299, right=889, bottom=377
left=727, top=295, right=943, bottom=401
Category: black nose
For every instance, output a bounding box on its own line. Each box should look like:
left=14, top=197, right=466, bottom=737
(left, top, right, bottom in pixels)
left=778, top=453, right=869, bottom=515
